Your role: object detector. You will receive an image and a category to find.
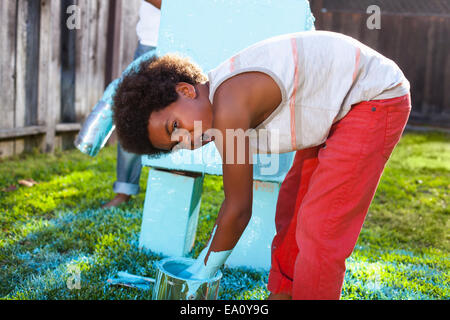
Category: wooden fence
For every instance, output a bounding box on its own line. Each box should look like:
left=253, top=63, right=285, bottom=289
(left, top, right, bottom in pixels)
left=0, top=0, right=141, bottom=159
left=310, top=0, right=450, bottom=127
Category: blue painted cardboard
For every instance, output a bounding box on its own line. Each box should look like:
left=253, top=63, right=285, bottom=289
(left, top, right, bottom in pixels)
left=139, top=169, right=204, bottom=257
left=226, top=181, right=281, bottom=270
left=157, top=0, right=315, bottom=71
left=142, top=144, right=295, bottom=183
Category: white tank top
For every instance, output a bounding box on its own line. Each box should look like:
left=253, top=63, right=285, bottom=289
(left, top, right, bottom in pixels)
left=207, top=31, right=410, bottom=154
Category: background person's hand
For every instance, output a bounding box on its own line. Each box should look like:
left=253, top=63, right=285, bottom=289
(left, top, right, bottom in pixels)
left=145, top=0, right=161, bottom=10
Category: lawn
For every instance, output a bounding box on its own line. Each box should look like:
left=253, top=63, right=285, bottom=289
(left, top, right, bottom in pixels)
left=0, top=131, right=448, bottom=300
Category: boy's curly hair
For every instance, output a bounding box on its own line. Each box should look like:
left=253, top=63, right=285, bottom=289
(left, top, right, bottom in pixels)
left=112, top=54, right=207, bottom=157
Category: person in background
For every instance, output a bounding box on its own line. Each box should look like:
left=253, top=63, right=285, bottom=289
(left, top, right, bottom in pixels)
left=102, top=0, right=162, bottom=208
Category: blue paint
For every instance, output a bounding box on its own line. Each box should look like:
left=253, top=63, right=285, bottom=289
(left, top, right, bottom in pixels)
left=75, top=58, right=150, bottom=157
left=179, top=226, right=232, bottom=280
left=174, top=257, right=225, bottom=299
left=157, top=0, right=315, bottom=71
left=162, top=226, right=230, bottom=298
left=226, top=181, right=281, bottom=270
left=107, top=272, right=154, bottom=290
left=74, top=101, right=115, bottom=157
left=142, top=144, right=295, bottom=183
left=154, top=257, right=222, bottom=300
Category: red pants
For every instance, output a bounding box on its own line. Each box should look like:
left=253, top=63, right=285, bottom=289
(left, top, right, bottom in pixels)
left=268, top=94, right=411, bottom=300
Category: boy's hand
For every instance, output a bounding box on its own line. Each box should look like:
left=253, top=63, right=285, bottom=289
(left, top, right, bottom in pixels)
left=178, top=225, right=232, bottom=280
left=178, top=248, right=231, bottom=280
left=177, top=246, right=209, bottom=279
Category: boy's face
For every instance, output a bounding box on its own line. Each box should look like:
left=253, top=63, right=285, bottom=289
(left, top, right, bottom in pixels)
left=147, top=82, right=213, bottom=151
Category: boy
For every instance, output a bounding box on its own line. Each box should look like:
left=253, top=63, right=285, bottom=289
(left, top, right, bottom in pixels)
left=113, top=31, right=411, bottom=299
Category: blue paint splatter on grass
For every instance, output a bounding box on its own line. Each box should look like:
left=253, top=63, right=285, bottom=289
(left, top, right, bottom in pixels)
left=3, top=207, right=448, bottom=300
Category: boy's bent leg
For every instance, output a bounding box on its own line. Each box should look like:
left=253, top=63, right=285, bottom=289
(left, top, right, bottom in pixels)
left=292, top=95, right=411, bottom=300
left=268, top=147, right=320, bottom=296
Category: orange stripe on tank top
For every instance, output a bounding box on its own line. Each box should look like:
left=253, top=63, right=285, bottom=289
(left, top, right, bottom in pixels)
left=289, top=38, right=299, bottom=150
left=353, top=48, right=361, bottom=81
left=230, top=56, right=236, bottom=72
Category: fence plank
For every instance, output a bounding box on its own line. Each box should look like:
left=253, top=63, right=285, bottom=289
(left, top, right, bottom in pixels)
left=0, top=0, right=18, bottom=158
left=118, top=0, right=140, bottom=72
left=38, top=0, right=51, bottom=150
left=422, top=18, right=436, bottom=117
left=85, top=0, right=110, bottom=113
left=105, top=0, right=118, bottom=84
left=0, top=126, right=46, bottom=140
left=61, top=0, right=77, bottom=123
left=377, top=14, right=404, bottom=63
left=74, top=0, right=90, bottom=122
left=94, top=1, right=110, bottom=95
left=359, top=14, right=381, bottom=51
left=442, top=19, right=450, bottom=116
left=44, top=0, right=62, bottom=152
left=338, top=12, right=362, bottom=40
left=320, top=11, right=333, bottom=31
left=18, top=0, right=41, bottom=127
left=16, top=0, right=42, bottom=154
left=402, top=16, right=428, bottom=117
left=86, top=0, right=99, bottom=112
left=429, top=17, right=450, bottom=118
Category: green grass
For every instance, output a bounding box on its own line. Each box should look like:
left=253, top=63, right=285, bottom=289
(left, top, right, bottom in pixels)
left=0, top=131, right=448, bottom=300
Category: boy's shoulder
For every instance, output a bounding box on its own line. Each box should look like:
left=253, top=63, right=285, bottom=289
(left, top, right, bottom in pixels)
left=210, top=75, right=254, bottom=127
left=211, top=72, right=281, bottom=130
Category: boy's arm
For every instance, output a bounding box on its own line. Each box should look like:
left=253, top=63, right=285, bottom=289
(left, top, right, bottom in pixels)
left=179, top=99, right=254, bottom=280
left=206, top=108, right=254, bottom=255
